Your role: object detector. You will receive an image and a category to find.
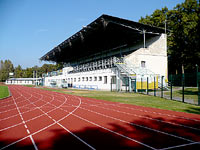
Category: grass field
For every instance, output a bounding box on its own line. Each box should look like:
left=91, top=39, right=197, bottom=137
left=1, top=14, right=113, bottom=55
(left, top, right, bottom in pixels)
left=165, top=87, right=198, bottom=102
left=0, top=85, right=9, bottom=99
left=40, top=87, right=200, bottom=115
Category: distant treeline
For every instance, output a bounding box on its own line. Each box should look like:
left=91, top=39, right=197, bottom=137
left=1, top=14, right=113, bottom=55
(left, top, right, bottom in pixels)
left=0, top=60, right=63, bottom=82
left=1, top=0, right=199, bottom=81
left=139, top=0, right=200, bottom=74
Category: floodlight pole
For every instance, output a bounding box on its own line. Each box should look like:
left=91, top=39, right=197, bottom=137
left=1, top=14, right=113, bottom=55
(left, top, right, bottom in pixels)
left=143, top=30, right=146, bottom=48
left=164, top=20, right=167, bottom=34
left=36, top=71, right=37, bottom=87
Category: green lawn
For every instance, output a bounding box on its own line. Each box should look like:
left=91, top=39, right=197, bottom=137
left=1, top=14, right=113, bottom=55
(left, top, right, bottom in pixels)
left=23, top=85, right=36, bottom=87
left=40, top=87, right=200, bottom=115
left=0, top=85, right=9, bottom=99
left=165, top=87, right=198, bottom=102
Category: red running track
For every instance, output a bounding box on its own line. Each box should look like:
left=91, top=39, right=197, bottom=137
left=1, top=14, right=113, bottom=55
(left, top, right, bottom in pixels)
left=0, top=85, right=200, bottom=150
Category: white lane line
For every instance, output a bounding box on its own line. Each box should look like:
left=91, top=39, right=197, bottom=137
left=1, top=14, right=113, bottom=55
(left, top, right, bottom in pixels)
left=0, top=91, right=42, bottom=114
left=66, top=103, right=195, bottom=143
left=9, top=87, right=38, bottom=150
left=57, top=122, right=96, bottom=150
left=0, top=90, right=56, bottom=131
left=72, top=113, right=156, bottom=150
left=25, top=91, right=95, bottom=150
left=2, top=88, right=153, bottom=150
left=40, top=91, right=199, bottom=146
left=53, top=94, right=196, bottom=143
left=27, top=129, right=30, bottom=134
left=0, top=94, right=65, bottom=132
left=45, top=92, right=195, bottom=146
left=46, top=95, right=157, bottom=150
left=30, top=135, right=38, bottom=150
left=26, top=88, right=96, bottom=149
left=158, top=142, right=200, bottom=150
left=0, top=99, right=28, bottom=108
left=81, top=101, right=200, bottom=131
left=4, top=86, right=95, bottom=150
left=0, top=97, right=78, bottom=150
left=75, top=95, right=200, bottom=122
left=0, top=136, right=29, bottom=150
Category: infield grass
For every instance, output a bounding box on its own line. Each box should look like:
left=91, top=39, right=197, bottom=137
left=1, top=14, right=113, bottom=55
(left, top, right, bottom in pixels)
left=40, top=87, right=200, bottom=115
left=0, top=85, right=9, bottom=99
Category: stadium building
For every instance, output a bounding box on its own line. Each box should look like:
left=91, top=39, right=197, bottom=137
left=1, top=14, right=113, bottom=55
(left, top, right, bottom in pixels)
left=5, top=78, right=42, bottom=85
left=40, top=14, right=168, bottom=91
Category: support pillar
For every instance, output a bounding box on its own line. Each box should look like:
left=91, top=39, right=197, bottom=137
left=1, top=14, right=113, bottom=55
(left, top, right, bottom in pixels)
left=116, top=69, right=121, bottom=91
left=129, top=77, right=132, bottom=92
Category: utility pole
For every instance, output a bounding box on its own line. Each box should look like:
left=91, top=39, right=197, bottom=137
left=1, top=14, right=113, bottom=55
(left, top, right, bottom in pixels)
left=143, top=30, right=146, bottom=48
left=36, top=70, right=37, bottom=86
left=164, top=20, right=167, bottom=34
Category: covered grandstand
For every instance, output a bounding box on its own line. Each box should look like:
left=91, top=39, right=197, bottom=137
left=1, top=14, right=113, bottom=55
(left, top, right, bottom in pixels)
left=40, top=14, right=167, bottom=91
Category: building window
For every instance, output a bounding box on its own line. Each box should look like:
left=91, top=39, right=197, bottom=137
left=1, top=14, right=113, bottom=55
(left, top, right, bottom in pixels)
left=141, top=61, right=146, bottom=68
left=82, top=77, right=84, bottom=81
left=111, top=76, right=116, bottom=84
left=99, top=76, right=102, bottom=81
left=74, top=78, right=76, bottom=82
left=104, top=76, right=107, bottom=84
left=94, top=76, right=97, bottom=81
left=89, top=77, right=92, bottom=81
left=86, top=77, right=88, bottom=81
left=78, top=77, right=80, bottom=82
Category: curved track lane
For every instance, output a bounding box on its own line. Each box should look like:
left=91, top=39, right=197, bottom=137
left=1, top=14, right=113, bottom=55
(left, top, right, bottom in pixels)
left=0, top=85, right=200, bottom=150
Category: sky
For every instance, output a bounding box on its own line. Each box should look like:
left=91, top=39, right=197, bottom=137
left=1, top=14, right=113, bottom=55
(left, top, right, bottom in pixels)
left=0, top=0, right=185, bottom=69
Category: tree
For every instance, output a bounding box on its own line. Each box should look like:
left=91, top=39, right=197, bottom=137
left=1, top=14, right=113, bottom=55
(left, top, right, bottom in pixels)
left=0, top=60, right=14, bottom=81
left=139, top=0, right=200, bottom=74
left=15, top=65, right=23, bottom=78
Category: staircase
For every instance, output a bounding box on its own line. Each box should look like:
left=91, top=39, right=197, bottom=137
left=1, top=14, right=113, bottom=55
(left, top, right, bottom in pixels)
left=113, top=57, right=155, bottom=78
left=113, top=57, right=168, bottom=90
left=115, top=63, right=136, bottom=79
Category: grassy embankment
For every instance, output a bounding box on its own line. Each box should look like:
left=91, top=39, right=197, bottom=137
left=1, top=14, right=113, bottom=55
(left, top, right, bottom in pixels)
left=0, top=85, right=9, bottom=99
left=40, top=87, right=200, bottom=115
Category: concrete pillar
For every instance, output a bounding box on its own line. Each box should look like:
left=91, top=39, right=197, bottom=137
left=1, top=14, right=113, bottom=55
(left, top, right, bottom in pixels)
left=116, top=69, right=121, bottom=91
left=129, top=77, right=132, bottom=92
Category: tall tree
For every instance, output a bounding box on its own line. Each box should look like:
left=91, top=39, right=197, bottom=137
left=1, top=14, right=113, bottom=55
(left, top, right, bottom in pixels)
left=15, top=65, right=23, bottom=78
left=139, top=0, right=200, bottom=74
left=0, top=60, right=14, bottom=81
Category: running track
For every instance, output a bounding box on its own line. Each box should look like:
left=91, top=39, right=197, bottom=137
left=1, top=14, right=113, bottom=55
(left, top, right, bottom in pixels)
left=0, top=85, right=200, bottom=150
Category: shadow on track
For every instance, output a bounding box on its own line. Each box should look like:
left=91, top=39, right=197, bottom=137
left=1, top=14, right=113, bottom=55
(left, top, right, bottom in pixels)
left=1, top=116, right=200, bottom=150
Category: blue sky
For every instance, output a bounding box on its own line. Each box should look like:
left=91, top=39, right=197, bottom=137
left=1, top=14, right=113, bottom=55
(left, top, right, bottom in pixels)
left=0, top=0, right=185, bottom=69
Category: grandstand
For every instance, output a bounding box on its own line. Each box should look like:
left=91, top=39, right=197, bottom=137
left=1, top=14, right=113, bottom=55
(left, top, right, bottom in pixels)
left=40, top=14, right=167, bottom=91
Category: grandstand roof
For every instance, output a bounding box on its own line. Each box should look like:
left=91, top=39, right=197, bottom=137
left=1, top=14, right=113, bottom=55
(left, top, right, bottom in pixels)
left=40, top=14, right=166, bottom=63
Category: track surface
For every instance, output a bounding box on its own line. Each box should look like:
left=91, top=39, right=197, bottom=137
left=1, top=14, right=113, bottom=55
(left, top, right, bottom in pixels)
left=0, top=85, right=200, bottom=150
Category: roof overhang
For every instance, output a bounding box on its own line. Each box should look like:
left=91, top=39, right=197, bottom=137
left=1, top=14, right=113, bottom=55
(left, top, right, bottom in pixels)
left=40, top=14, right=166, bottom=63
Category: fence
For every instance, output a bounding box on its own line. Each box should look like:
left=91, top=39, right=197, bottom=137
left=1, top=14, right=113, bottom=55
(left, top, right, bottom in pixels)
left=138, top=72, right=200, bottom=105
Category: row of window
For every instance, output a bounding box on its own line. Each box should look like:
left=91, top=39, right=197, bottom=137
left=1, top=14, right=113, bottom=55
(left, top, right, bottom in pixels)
left=67, top=76, right=108, bottom=84
left=8, top=80, right=33, bottom=83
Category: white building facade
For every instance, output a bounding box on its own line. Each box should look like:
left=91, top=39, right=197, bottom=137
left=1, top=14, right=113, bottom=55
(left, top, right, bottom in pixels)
left=41, top=15, right=168, bottom=91
left=5, top=78, right=42, bottom=85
